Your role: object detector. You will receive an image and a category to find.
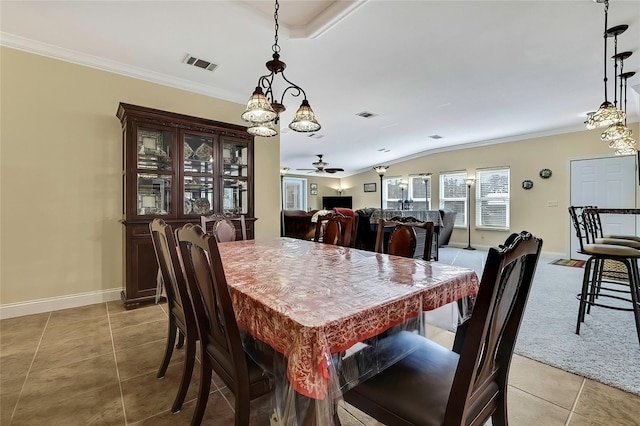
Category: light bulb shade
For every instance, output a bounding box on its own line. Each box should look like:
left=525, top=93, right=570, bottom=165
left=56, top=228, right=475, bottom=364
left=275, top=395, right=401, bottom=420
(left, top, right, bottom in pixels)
left=586, top=102, right=625, bottom=129
left=614, top=144, right=637, bottom=156
left=288, top=100, right=321, bottom=132
left=465, top=178, right=475, bottom=186
left=247, top=120, right=278, bottom=137
left=609, top=135, right=637, bottom=150
left=279, top=167, right=290, bottom=176
left=241, top=87, right=277, bottom=124
left=373, top=166, right=389, bottom=176
left=601, top=123, right=632, bottom=142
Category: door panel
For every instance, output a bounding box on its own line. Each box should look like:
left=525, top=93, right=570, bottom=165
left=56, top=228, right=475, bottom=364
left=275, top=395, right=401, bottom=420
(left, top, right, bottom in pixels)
left=569, top=155, right=636, bottom=259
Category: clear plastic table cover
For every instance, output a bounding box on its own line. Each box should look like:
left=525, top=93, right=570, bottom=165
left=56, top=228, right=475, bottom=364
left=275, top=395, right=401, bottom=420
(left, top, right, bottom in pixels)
left=218, top=237, right=479, bottom=425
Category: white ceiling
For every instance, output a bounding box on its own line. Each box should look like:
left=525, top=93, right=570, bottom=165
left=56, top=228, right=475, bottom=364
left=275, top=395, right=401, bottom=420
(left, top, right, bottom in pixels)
left=2, top=0, right=640, bottom=177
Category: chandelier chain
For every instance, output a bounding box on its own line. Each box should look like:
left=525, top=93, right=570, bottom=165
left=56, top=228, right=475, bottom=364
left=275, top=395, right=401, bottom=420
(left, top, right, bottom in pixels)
left=272, top=0, right=280, bottom=54
left=602, top=0, right=609, bottom=101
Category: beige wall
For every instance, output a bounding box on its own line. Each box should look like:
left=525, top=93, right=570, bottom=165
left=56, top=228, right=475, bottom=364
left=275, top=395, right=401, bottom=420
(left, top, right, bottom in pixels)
left=341, top=126, right=640, bottom=254
left=286, top=173, right=342, bottom=210
left=0, top=47, right=281, bottom=305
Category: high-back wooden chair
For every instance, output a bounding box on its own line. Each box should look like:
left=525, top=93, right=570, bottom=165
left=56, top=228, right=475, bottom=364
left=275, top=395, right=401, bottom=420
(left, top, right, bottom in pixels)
left=149, top=219, right=198, bottom=414
left=344, top=231, right=543, bottom=426
left=375, top=217, right=434, bottom=261
left=176, top=224, right=272, bottom=426
left=313, top=212, right=354, bottom=247
left=200, top=213, right=246, bottom=242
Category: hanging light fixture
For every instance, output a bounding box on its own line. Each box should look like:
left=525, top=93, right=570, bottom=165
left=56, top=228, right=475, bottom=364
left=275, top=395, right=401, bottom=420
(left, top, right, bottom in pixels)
left=241, top=0, right=320, bottom=137
left=586, top=0, right=625, bottom=130
left=600, top=29, right=632, bottom=143
left=611, top=70, right=637, bottom=155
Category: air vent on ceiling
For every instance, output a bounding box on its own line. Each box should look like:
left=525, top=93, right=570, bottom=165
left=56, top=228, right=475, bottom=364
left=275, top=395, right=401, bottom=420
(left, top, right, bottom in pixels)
left=183, top=54, right=218, bottom=71
left=307, top=133, right=325, bottom=139
left=429, top=134, right=443, bottom=140
left=356, top=111, right=378, bottom=118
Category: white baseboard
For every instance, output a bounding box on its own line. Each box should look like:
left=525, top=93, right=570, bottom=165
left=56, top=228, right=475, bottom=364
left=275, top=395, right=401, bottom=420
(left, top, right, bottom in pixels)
left=0, top=288, right=122, bottom=320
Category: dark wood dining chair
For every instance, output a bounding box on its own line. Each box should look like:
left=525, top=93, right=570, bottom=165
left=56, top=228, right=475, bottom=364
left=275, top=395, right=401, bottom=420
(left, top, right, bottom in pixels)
left=313, top=212, right=353, bottom=247
left=343, top=231, right=543, bottom=426
left=375, top=217, right=434, bottom=261
left=176, top=224, right=273, bottom=426
left=149, top=219, right=198, bottom=413
left=200, top=213, right=246, bottom=242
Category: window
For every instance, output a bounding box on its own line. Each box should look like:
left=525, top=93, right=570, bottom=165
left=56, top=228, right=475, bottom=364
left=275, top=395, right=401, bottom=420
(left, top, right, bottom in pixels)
left=383, top=176, right=403, bottom=210
left=476, top=167, right=510, bottom=229
left=439, top=171, right=467, bottom=227
left=408, top=175, right=431, bottom=210
left=282, top=177, right=307, bottom=211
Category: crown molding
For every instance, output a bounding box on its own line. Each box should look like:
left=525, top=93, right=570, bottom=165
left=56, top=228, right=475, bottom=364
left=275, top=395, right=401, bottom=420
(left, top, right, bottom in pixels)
left=0, top=32, right=244, bottom=104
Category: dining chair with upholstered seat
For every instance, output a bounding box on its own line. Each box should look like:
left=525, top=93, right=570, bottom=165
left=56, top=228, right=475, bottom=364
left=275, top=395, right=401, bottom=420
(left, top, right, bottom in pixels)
left=343, top=231, right=543, bottom=426
left=176, top=224, right=273, bottom=426
left=375, top=217, right=435, bottom=261
left=149, top=219, right=198, bottom=413
left=200, top=213, right=246, bottom=242
left=313, top=212, right=354, bottom=247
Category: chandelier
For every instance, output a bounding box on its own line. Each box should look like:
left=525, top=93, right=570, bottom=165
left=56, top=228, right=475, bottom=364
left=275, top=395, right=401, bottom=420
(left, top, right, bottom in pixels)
left=585, top=0, right=625, bottom=130
left=241, top=0, right=321, bottom=137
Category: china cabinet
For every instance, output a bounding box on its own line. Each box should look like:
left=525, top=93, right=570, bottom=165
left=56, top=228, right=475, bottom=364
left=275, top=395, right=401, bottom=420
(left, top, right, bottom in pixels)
left=117, top=103, right=255, bottom=308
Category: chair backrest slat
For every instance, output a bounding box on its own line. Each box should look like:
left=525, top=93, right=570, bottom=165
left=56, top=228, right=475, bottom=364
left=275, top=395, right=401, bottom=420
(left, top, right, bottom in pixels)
left=200, top=214, right=247, bottom=242
left=313, top=213, right=354, bottom=247
left=375, top=218, right=434, bottom=261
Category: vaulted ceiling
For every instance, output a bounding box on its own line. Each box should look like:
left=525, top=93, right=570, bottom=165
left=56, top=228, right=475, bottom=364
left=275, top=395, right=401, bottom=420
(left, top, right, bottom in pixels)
left=2, top=1, right=639, bottom=176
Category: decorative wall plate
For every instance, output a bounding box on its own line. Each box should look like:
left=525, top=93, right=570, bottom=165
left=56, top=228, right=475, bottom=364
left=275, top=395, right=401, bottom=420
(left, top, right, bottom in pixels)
left=539, top=168, right=552, bottom=179
left=184, top=142, right=194, bottom=160
left=522, top=180, right=534, bottom=190
left=194, top=143, right=213, bottom=161
left=194, top=198, right=211, bottom=214
left=184, top=198, right=194, bottom=214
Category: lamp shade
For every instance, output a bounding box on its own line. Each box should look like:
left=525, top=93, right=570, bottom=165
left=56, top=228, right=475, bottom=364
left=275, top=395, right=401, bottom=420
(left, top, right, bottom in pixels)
left=288, top=100, right=321, bottom=132
left=601, top=123, right=632, bottom=142
left=241, top=87, right=277, bottom=124
left=373, top=166, right=389, bottom=176
left=586, top=101, right=625, bottom=129
left=247, top=120, right=278, bottom=137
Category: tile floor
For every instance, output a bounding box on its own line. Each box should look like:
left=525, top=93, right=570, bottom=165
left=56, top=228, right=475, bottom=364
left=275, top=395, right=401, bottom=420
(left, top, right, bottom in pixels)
left=2, top=250, right=640, bottom=425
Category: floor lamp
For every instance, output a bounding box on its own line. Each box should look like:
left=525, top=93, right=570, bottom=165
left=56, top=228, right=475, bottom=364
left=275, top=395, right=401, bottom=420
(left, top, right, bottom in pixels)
left=420, top=173, right=432, bottom=210
left=464, top=177, right=476, bottom=250
left=279, top=167, right=289, bottom=237
left=373, top=166, right=389, bottom=212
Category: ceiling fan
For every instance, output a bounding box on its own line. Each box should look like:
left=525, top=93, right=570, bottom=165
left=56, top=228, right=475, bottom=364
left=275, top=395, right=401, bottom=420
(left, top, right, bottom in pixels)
left=296, top=154, right=344, bottom=174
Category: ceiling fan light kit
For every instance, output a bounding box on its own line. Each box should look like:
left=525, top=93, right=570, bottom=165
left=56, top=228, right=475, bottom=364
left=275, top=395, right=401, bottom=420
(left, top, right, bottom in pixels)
left=296, top=154, right=344, bottom=174
left=241, top=0, right=320, bottom=137
left=586, top=0, right=636, bottom=154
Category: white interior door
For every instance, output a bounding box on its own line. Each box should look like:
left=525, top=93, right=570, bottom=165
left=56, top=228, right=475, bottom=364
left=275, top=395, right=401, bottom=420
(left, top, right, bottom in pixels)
left=569, top=155, right=637, bottom=259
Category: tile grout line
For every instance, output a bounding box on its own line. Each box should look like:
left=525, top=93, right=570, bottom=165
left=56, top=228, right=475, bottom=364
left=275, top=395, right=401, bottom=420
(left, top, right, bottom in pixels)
left=106, top=302, right=129, bottom=426
left=9, top=311, right=52, bottom=425
left=564, top=377, right=586, bottom=426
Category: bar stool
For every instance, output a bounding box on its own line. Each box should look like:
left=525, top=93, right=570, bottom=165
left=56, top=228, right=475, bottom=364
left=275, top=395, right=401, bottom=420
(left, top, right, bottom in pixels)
left=568, top=207, right=640, bottom=344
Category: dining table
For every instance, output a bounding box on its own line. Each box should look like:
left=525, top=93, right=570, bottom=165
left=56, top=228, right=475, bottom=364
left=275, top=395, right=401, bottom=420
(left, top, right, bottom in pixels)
left=216, top=237, right=480, bottom=425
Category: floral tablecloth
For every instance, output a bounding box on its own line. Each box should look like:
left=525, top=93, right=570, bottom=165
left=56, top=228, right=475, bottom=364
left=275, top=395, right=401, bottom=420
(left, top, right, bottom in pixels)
left=217, top=237, right=479, bottom=399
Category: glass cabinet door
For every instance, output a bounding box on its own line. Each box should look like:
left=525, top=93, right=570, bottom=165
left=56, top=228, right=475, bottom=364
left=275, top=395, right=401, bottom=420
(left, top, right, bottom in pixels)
left=184, top=176, right=214, bottom=215
left=223, top=178, right=248, bottom=215
left=222, top=141, right=249, bottom=177
left=137, top=173, right=172, bottom=215
left=137, top=128, right=172, bottom=171
left=183, top=133, right=215, bottom=215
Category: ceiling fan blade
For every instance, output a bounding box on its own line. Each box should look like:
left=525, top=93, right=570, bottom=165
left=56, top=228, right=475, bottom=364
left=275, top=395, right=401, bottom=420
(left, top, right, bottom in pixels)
left=296, top=168, right=316, bottom=171
left=325, top=168, right=344, bottom=173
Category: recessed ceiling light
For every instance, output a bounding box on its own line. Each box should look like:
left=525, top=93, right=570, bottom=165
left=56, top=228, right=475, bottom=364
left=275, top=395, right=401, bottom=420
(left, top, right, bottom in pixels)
left=429, top=134, right=443, bottom=139
left=356, top=111, right=378, bottom=118
left=307, top=133, right=324, bottom=139
left=377, top=148, right=386, bottom=151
